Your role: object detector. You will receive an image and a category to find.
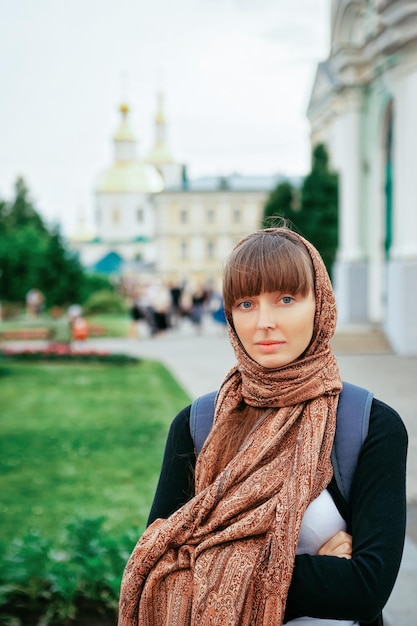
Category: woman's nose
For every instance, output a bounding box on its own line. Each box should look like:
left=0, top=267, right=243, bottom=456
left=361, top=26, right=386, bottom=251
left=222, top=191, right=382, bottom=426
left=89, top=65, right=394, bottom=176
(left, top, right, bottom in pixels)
left=256, top=305, right=276, bottom=329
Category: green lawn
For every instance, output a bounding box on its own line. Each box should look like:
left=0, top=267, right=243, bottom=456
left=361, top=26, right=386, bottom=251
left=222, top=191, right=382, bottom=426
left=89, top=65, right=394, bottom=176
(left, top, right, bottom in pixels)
left=86, top=313, right=130, bottom=336
left=0, top=359, right=190, bottom=551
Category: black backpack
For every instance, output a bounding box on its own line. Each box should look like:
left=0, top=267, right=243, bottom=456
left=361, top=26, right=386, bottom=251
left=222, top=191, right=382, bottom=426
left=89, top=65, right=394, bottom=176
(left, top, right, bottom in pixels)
left=190, top=381, right=373, bottom=502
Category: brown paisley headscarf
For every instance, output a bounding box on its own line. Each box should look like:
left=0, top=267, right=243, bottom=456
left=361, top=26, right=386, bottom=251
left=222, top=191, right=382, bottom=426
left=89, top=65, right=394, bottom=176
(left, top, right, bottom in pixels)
left=118, top=228, right=342, bottom=626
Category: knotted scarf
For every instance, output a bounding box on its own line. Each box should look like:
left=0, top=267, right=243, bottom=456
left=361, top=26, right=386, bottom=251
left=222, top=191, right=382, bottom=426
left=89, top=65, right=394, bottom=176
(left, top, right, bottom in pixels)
left=118, top=230, right=342, bottom=626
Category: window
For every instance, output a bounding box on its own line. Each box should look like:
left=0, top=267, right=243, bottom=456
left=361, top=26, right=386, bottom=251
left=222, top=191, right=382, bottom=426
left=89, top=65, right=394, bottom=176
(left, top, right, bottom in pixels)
left=207, top=240, right=215, bottom=259
left=180, top=209, right=188, bottom=224
left=112, top=207, right=120, bottom=224
left=233, top=207, right=241, bottom=223
left=207, top=208, right=215, bottom=223
left=180, top=240, right=188, bottom=260
left=137, top=207, right=144, bottom=222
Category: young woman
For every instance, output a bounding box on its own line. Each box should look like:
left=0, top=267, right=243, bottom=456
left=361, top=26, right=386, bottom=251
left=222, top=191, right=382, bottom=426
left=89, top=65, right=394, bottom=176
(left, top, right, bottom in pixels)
left=118, top=228, right=408, bottom=626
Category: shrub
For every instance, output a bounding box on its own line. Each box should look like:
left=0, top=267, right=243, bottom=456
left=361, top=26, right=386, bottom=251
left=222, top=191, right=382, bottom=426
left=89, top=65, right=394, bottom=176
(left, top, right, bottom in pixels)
left=0, top=301, right=24, bottom=320
left=0, top=517, right=136, bottom=625
left=82, top=290, right=127, bottom=315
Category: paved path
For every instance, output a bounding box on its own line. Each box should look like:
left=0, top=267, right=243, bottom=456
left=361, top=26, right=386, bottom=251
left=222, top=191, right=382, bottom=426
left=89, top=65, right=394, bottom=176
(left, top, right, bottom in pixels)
left=5, top=319, right=417, bottom=624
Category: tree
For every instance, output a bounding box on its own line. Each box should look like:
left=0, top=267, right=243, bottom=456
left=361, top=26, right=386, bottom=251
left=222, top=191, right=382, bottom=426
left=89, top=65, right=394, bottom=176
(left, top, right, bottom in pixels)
left=4, top=177, right=47, bottom=233
left=0, top=199, right=8, bottom=236
left=36, top=226, right=87, bottom=307
left=300, top=144, right=338, bottom=277
left=0, top=177, right=87, bottom=307
left=262, top=146, right=339, bottom=278
left=0, top=224, right=48, bottom=303
left=262, top=181, right=300, bottom=229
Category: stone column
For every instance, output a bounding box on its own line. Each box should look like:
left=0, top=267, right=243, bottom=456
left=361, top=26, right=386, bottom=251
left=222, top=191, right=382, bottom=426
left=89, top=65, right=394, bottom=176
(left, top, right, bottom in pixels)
left=331, top=89, right=369, bottom=326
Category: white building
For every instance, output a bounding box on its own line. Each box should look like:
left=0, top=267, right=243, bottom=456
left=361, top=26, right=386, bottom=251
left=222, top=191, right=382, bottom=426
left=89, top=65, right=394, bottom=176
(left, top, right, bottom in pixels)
left=308, top=0, right=417, bottom=355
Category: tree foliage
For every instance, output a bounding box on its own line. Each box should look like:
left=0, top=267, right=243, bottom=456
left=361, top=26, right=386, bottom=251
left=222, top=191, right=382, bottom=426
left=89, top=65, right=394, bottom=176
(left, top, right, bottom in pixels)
left=6, top=177, right=47, bottom=233
left=262, top=181, right=299, bottom=229
left=0, top=177, right=94, bottom=307
left=299, top=144, right=338, bottom=276
left=262, top=144, right=338, bottom=277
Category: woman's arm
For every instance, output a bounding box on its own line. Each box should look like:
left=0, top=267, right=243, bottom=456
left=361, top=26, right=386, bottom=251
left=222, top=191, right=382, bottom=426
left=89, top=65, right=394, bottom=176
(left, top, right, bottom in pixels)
left=147, top=406, right=195, bottom=525
left=284, top=399, right=408, bottom=624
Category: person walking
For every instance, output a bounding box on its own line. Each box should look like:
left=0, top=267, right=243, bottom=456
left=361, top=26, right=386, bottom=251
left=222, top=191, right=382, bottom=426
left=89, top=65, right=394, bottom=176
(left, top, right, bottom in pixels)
left=118, top=227, right=408, bottom=626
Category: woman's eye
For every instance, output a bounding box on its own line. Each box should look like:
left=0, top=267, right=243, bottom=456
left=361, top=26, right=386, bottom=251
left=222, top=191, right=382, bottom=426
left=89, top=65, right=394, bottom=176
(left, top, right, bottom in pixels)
left=239, top=301, right=252, bottom=309
left=281, top=296, right=294, bottom=304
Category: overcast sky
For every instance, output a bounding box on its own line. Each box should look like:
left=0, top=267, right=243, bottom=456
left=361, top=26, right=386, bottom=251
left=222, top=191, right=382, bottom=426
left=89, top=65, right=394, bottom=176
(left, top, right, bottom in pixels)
left=0, top=0, right=330, bottom=235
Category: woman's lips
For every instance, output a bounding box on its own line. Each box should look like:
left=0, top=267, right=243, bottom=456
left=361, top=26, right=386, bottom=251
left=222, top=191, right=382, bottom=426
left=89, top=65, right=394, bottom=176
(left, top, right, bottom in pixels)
left=255, top=341, right=285, bottom=353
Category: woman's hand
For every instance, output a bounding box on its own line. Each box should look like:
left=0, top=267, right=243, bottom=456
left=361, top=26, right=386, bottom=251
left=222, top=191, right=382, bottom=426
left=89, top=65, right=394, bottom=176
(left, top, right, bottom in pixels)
left=318, top=531, right=352, bottom=559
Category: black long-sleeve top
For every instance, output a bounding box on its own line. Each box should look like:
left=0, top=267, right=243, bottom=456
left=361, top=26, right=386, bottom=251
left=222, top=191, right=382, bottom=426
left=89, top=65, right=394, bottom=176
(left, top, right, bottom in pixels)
left=147, top=399, right=408, bottom=626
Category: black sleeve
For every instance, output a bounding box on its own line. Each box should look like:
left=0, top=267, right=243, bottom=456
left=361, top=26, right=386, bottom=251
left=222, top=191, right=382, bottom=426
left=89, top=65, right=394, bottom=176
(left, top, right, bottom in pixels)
left=284, top=399, right=408, bottom=624
left=147, top=405, right=196, bottom=526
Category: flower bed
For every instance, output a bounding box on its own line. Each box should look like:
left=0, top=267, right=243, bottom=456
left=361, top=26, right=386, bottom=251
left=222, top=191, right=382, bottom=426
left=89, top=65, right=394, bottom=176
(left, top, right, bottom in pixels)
left=0, top=344, right=139, bottom=364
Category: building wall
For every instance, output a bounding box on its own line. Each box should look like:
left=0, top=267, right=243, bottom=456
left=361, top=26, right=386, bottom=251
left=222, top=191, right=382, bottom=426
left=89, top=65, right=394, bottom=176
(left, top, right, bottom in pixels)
left=95, top=192, right=154, bottom=244
left=153, top=190, right=266, bottom=288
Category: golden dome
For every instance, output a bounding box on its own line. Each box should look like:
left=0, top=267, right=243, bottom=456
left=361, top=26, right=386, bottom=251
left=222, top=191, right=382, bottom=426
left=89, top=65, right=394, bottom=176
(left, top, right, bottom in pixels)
left=95, top=160, right=164, bottom=193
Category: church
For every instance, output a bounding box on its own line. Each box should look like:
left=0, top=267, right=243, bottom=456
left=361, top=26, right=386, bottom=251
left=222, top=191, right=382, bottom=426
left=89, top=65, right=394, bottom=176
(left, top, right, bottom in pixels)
left=71, top=95, right=292, bottom=292
left=308, top=0, right=417, bottom=355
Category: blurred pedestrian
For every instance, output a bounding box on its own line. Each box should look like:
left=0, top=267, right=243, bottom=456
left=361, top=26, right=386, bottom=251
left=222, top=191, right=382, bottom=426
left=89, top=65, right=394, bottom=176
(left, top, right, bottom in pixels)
left=190, top=284, right=208, bottom=333
left=68, top=305, right=88, bottom=344
left=129, top=297, right=146, bottom=339
left=26, top=288, right=44, bottom=316
left=168, top=281, right=183, bottom=328
left=48, top=306, right=72, bottom=348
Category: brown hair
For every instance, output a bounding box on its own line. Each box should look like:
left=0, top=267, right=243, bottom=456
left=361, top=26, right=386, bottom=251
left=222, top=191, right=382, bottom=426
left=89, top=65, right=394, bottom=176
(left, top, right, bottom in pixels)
left=223, top=228, right=314, bottom=315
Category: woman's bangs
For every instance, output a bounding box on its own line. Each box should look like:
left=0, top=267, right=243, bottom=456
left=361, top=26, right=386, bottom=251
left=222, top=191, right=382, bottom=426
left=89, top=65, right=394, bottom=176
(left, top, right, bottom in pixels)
left=223, top=233, right=314, bottom=310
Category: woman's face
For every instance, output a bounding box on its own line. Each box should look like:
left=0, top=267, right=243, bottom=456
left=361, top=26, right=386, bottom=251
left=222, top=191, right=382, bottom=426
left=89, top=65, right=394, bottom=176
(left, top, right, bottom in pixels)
left=231, top=289, right=316, bottom=369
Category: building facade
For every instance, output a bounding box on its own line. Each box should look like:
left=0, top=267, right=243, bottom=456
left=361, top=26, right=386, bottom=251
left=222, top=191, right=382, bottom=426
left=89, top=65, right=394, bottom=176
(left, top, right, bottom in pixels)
left=308, top=0, right=417, bottom=355
left=153, top=175, right=279, bottom=289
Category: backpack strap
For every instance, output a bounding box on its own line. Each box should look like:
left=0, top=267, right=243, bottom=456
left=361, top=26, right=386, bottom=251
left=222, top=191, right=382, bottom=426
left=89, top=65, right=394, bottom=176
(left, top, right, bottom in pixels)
left=190, top=382, right=373, bottom=502
left=331, top=381, right=373, bottom=502
left=190, top=390, right=217, bottom=454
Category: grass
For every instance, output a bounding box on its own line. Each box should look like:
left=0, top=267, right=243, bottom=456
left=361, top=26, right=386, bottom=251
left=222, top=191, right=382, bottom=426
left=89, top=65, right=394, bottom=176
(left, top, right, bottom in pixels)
left=0, top=359, right=190, bottom=553
left=85, top=313, right=130, bottom=337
